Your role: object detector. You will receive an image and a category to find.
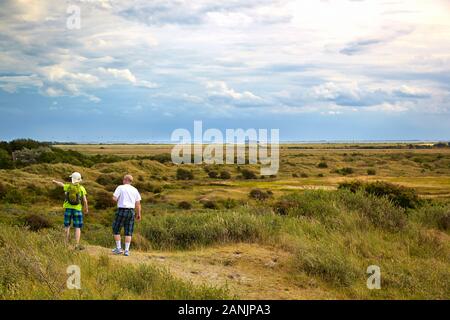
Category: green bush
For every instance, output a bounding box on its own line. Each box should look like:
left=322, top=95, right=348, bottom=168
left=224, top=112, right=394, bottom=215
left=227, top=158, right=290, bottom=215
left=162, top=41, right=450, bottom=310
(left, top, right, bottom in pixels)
left=317, top=162, right=328, bottom=168
left=135, top=182, right=163, bottom=193
left=23, top=214, right=53, bottom=231
left=219, top=171, right=231, bottom=179
left=176, top=168, right=194, bottom=180
left=411, top=203, right=450, bottom=231
left=203, top=200, right=218, bottom=210
left=178, top=201, right=192, bottom=210
left=0, top=183, right=6, bottom=199
left=208, top=171, right=218, bottom=178
left=335, top=167, right=354, bottom=175
left=364, top=181, right=420, bottom=209
left=367, top=168, right=376, bottom=175
left=241, top=169, right=257, bottom=179
left=0, top=149, right=13, bottom=169
left=339, top=180, right=420, bottom=209
left=249, top=189, right=272, bottom=201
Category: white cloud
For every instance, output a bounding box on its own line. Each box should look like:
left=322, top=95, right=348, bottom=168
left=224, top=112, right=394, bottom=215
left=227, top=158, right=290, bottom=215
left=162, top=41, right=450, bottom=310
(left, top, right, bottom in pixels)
left=206, top=81, right=262, bottom=101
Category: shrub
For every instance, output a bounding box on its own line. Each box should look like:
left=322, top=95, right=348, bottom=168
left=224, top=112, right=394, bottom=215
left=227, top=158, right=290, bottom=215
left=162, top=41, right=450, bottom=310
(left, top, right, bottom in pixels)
left=176, top=168, right=194, bottom=180
left=203, top=200, right=218, bottom=210
left=438, top=213, right=450, bottom=231
left=208, top=171, right=218, bottom=178
left=249, top=189, right=271, bottom=201
left=339, top=180, right=419, bottom=209
left=411, top=204, right=450, bottom=231
left=317, top=162, right=328, bottom=168
left=338, top=180, right=364, bottom=193
left=367, top=168, right=376, bottom=175
left=363, top=181, right=420, bottom=209
left=220, top=198, right=239, bottom=209
left=178, top=201, right=192, bottom=210
left=0, top=149, right=13, bottom=169
left=23, top=214, right=52, bottom=231
left=0, top=183, right=6, bottom=199
left=273, top=199, right=293, bottom=215
left=337, top=190, right=407, bottom=231
left=335, top=167, right=354, bottom=175
left=300, top=173, right=308, bottom=178
left=135, top=182, right=163, bottom=193
left=241, top=169, right=257, bottom=179
left=94, top=191, right=116, bottom=210
left=219, top=171, right=231, bottom=179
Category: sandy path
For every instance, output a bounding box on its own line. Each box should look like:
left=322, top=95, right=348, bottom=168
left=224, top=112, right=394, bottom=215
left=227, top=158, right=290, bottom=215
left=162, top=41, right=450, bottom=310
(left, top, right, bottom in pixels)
left=86, top=243, right=335, bottom=299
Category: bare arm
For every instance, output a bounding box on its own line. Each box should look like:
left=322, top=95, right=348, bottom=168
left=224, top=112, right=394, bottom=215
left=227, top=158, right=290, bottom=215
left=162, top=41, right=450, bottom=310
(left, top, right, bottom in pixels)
left=52, top=180, right=65, bottom=187
left=83, top=196, right=89, bottom=214
left=135, top=201, right=141, bottom=221
left=112, top=196, right=118, bottom=202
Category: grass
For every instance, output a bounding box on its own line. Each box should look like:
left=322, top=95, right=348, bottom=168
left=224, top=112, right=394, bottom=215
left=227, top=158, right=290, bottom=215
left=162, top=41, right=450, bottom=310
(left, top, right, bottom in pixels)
left=0, top=224, right=229, bottom=299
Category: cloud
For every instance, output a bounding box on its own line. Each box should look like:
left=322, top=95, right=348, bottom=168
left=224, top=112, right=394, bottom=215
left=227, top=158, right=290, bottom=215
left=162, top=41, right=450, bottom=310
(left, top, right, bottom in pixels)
left=311, top=82, right=431, bottom=109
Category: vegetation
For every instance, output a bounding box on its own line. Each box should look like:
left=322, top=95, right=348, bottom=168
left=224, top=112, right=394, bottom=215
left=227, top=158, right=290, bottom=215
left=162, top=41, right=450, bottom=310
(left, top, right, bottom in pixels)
left=1, top=141, right=450, bottom=299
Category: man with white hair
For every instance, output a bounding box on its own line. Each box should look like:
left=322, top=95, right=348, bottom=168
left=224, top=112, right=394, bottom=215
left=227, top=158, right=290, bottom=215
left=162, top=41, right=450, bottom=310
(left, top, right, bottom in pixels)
left=111, top=174, right=142, bottom=256
left=52, top=172, right=89, bottom=250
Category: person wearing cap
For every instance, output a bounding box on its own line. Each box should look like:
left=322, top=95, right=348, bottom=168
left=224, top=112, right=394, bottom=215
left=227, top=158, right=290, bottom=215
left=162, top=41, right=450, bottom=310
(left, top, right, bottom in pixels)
left=111, top=174, right=141, bottom=256
left=52, top=172, right=89, bottom=250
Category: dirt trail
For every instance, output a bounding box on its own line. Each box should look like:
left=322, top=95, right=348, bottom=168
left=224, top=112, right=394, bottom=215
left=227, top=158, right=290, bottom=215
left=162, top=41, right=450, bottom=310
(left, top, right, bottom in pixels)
left=86, top=243, right=335, bottom=299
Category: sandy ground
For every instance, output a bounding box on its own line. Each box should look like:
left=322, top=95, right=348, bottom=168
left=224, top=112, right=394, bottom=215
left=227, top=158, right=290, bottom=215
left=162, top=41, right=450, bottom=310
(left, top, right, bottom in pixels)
left=86, top=243, right=336, bottom=299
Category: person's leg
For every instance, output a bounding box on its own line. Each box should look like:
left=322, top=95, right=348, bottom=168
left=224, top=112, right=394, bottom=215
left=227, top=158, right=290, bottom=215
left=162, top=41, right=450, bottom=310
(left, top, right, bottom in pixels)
left=124, top=236, right=132, bottom=252
left=75, top=228, right=81, bottom=245
left=112, top=210, right=124, bottom=252
left=64, top=209, right=72, bottom=244
left=123, top=210, right=135, bottom=254
left=65, top=227, right=70, bottom=243
left=114, top=234, right=122, bottom=249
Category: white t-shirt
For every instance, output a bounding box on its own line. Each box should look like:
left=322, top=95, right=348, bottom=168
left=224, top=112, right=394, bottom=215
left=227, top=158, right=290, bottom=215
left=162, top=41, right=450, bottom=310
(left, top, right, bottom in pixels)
left=113, top=184, right=142, bottom=209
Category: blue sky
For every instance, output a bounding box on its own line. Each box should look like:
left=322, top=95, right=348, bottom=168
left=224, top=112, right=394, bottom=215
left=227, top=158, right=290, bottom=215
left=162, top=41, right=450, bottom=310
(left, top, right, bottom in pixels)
left=1, top=0, right=450, bottom=142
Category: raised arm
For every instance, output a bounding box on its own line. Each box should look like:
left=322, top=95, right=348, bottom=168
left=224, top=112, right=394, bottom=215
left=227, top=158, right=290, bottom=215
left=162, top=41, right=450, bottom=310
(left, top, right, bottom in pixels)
left=52, top=180, right=65, bottom=188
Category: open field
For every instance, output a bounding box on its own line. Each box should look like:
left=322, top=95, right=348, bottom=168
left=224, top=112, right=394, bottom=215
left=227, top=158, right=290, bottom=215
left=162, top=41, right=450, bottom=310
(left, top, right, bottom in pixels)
left=1, top=142, right=449, bottom=299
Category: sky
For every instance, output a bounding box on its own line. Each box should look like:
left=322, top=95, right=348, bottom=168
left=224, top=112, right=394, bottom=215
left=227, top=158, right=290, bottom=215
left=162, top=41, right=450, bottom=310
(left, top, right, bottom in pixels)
left=0, top=0, right=450, bottom=142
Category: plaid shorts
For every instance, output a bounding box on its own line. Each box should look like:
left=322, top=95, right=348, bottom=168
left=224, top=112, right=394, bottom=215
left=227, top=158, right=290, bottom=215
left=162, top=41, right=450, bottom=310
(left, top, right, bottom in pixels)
left=64, top=208, right=83, bottom=228
left=112, top=208, right=135, bottom=236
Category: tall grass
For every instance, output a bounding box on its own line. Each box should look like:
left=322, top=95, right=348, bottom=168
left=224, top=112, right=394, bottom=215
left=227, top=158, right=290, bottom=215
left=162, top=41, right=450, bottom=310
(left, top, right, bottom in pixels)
left=0, top=224, right=228, bottom=299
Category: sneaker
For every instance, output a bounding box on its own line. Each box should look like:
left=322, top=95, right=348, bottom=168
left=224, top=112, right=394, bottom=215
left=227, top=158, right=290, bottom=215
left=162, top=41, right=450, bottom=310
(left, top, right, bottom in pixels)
left=112, top=248, right=123, bottom=255
left=124, top=250, right=130, bottom=256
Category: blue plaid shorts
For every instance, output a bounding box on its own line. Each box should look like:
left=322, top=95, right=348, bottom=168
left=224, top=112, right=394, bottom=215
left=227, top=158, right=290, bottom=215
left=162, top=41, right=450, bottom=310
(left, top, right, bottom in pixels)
left=112, top=208, right=135, bottom=236
left=64, top=208, right=83, bottom=228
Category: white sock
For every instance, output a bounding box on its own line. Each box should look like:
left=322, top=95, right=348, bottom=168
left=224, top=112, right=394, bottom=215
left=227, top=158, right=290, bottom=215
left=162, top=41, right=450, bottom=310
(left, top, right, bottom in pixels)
left=116, top=240, right=121, bottom=249
left=125, top=242, right=131, bottom=251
